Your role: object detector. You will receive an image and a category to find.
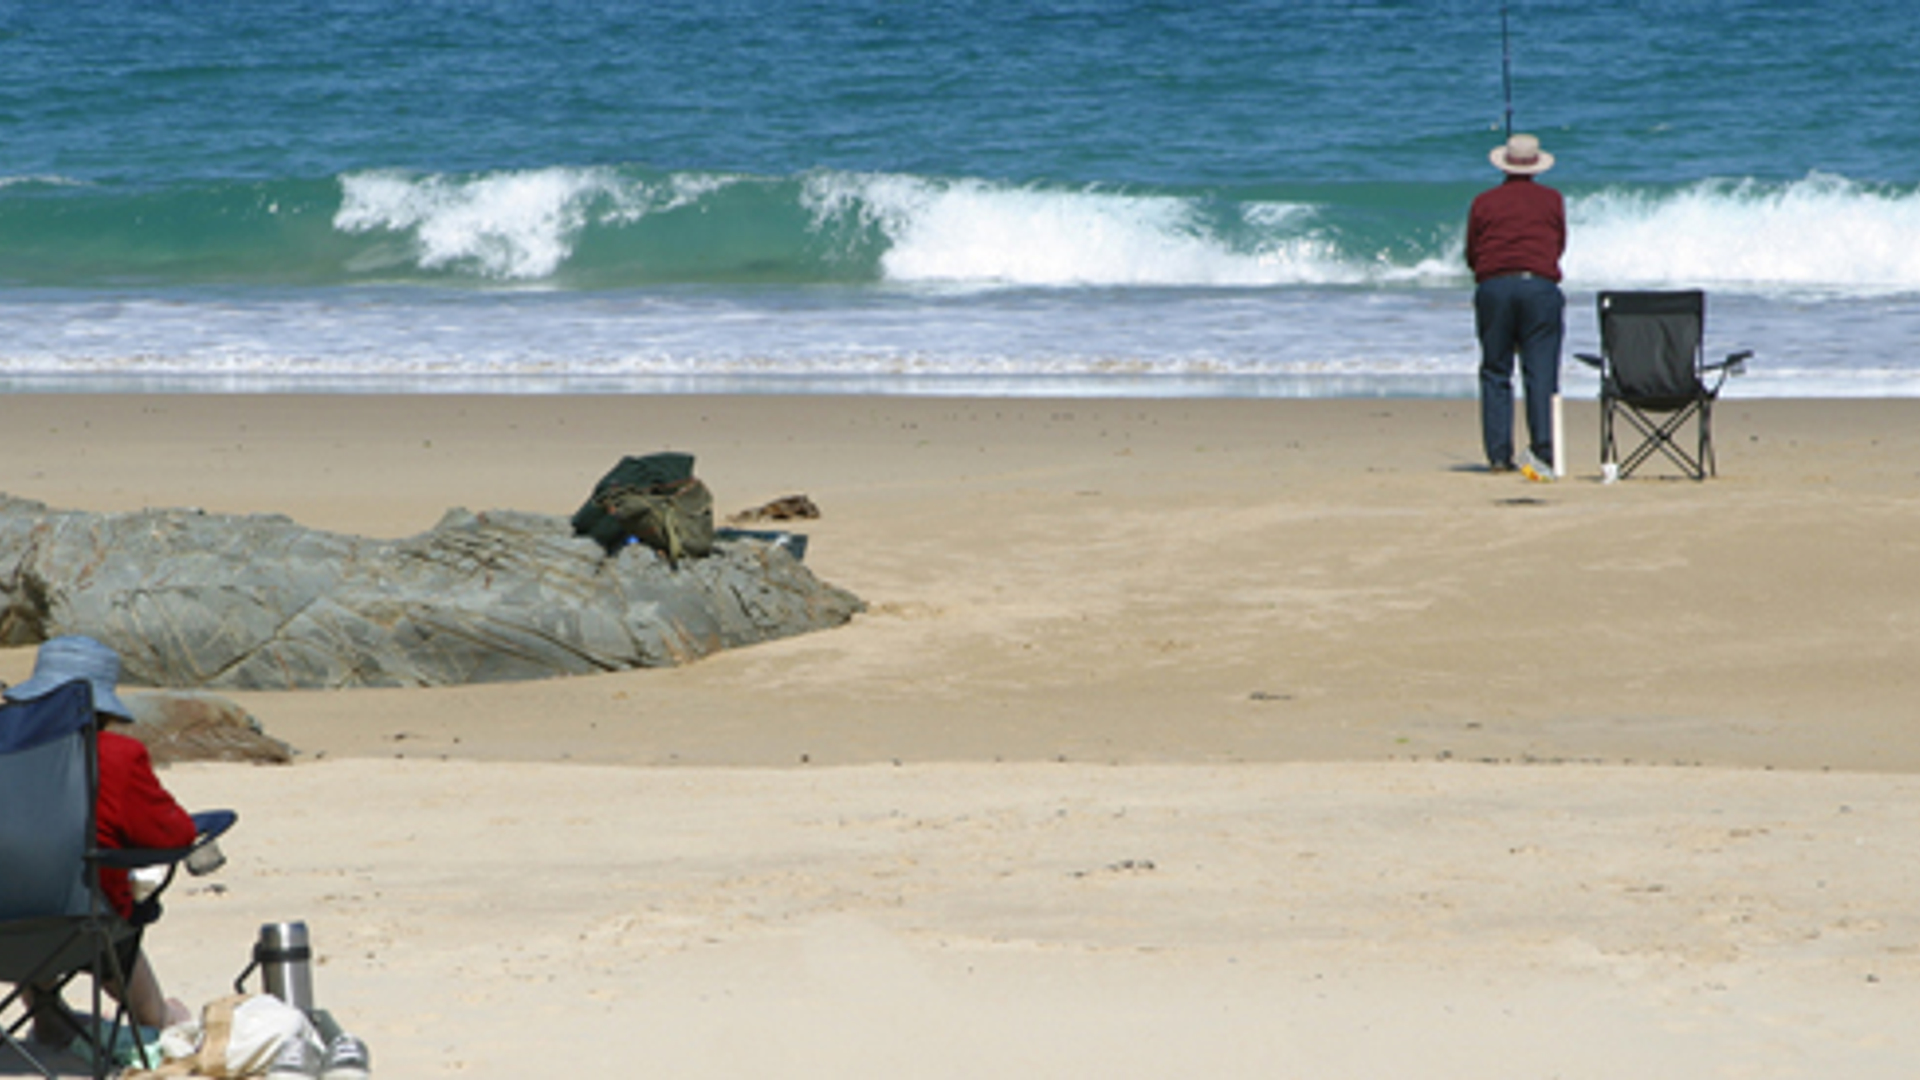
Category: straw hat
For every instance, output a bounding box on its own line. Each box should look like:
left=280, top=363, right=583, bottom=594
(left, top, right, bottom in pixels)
left=1490, top=133, right=1555, bottom=175
left=3, top=635, right=136, bottom=720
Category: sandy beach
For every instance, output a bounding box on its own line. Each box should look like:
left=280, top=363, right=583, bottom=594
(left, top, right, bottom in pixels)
left=5, top=392, right=1919, bottom=1078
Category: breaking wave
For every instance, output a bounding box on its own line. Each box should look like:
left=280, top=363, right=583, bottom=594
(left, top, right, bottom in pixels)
left=1, top=166, right=1915, bottom=296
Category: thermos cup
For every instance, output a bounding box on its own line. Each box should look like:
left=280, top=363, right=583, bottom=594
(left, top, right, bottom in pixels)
left=253, top=920, right=316, bottom=1014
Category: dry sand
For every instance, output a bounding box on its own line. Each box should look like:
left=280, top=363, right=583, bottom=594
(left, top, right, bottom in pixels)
left=4, top=393, right=1919, bottom=1077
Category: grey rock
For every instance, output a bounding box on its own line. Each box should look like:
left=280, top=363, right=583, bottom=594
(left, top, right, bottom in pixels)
left=121, top=690, right=293, bottom=765
left=0, top=494, right=863, bottom=690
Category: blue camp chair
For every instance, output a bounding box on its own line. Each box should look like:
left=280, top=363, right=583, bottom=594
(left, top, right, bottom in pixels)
left=1576, top=290, right=1753, bottom=480
left=1, top=679, right=236, bottom=1079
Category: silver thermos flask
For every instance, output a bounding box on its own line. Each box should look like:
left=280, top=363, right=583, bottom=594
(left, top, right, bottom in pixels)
left=254, top=921, right=316, bottom=1014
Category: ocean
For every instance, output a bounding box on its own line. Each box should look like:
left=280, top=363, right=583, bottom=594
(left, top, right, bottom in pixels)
left=3, top=0, right=1916, bottom=398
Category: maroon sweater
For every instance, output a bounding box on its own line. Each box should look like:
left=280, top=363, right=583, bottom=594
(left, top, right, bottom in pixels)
left=1466, top=176, right=1565, bottom=283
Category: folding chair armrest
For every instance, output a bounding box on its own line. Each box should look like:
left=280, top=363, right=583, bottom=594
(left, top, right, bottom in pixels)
left=1574, top=352, right=1604, bottom=369
left=193, top=809, right=239, bottom=843
left=89, top=809, right=238, bottom=870
left=1702, top=351, right=1752, bottom=394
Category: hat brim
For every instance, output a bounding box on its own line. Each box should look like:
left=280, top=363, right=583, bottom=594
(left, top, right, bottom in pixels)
left=4, top=674, right=136, bottom=721
left=1491, top=147, right=1555, bottom=175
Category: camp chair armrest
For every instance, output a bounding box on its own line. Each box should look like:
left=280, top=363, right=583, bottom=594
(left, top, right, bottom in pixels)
left=88, top=809, right=238, bottom=870
left=193, top=808, right=239, bottom=843
left=1703, top=350, right=1752, bottom=382
left=1575, top=352, right=1604, bottom=369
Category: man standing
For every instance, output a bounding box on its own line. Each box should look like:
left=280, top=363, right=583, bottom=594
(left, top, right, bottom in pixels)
left=1466, top=133, right=1566, bottom=474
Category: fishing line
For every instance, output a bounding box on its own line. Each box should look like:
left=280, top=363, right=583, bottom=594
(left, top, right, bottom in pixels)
left=1501, top=4, right=1514, bottom=137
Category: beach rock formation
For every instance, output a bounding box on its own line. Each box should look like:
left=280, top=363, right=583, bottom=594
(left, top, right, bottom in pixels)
left=0, top=495, right=863, bottom=691
left=121, top=690, right=293, bottom=765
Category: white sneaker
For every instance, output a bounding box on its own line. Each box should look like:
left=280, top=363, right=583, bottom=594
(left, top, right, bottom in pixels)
left=321, top=1033, right=371, bottom=1080
left=266, top=1035, right=324, bottom=1078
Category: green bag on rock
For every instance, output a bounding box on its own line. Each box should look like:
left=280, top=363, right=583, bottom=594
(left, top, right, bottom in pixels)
left=571, top=452, right=714, bottom=565
left=599, top=477, right=714, bottom=566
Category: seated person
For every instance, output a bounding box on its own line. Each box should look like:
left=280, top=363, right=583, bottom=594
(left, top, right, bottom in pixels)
left=3, top=636, right=197, bottom=1043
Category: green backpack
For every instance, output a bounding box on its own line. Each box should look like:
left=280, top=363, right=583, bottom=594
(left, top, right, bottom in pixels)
left=571, top=453, right=716, bottom=565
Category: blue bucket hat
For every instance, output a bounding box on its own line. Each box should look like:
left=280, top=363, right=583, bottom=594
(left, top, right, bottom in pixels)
left=3, top=635, right=136, bottom=720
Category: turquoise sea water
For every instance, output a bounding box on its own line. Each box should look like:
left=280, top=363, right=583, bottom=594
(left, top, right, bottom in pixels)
left=2, top=0, right=1916, bottom=396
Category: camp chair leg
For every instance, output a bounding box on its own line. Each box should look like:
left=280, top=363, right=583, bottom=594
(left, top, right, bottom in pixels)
left=1, top=966, right=93, bottom=1080
left=100, top=926, right=153, bottom=1074
left=0, top=986, right=49, bottom=1079
left=1615, top=400, right=1708, bottom=481
left=1600, top=399, right=1617, bottom=471
left=1700, top=400, right=1717, bottom=478
left=0, top=923, right=143, bottom=1080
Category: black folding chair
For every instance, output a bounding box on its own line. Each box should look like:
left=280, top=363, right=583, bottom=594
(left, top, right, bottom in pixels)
left=1575, top=290, right=1752, bottom=480
left=1, top=680, right=236, bottom=1079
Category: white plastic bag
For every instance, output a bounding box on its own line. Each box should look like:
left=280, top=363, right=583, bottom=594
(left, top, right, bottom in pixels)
left=123, top=994, right=319, bottom=1078
left=221, top=994, right=320, bottom=1076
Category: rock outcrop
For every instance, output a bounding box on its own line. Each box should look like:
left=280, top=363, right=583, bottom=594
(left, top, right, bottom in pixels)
left=0, top=495, right=862, bottom=690
left=121, top=690, right=293, bottom=765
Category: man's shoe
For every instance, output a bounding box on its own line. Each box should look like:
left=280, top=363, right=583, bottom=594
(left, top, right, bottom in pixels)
left=321, top=1033, right=372, bottom=1079
left=266, top=1035, right=324, bottom=1078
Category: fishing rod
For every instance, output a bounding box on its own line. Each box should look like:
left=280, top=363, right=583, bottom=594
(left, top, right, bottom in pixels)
left=1500, top=3, right=1565, bottom=479
left=1501, top=4, right=1514, bottom=138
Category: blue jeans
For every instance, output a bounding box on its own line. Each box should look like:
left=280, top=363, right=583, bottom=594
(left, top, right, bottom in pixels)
left=1475, top=275, right=1564, bottom=468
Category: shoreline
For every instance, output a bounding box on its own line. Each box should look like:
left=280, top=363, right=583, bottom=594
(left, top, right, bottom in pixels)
left=0, top=372, right=1489, bottom=399
left=6, top=373, right=1919, bottom=400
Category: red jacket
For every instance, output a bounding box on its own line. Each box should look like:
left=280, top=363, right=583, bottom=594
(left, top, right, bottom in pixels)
left=97, top=730, right=197, bottom=918
left=1466, top=176, right=1566, bottom=283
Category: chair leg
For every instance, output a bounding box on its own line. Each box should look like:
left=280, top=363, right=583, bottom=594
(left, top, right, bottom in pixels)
left=93, top=947, right=115, bottom=1080
left=1600, top=398, right=1616, bottom=470
left=1617, top=400, right=1706, bottom=480
left=0, top=1026, right=57, bottom=1080
left=1700, top=399, right=1716, bottom=479
left=1, top=924, right=90, bottom=1079
left=1614, top=408, right=1668, bottom=477
left=90, top=924, right=149, bottom=1079
left=11, top=922, right=146, bottom=1080
left=1, top=990, right=57, bottom=1080
left=2, top=975, right=87, bottom=1080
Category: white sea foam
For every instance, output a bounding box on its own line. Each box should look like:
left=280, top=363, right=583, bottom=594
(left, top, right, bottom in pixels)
left=7, top=283, right=1920, bottom=398
left=602, top=172, right=739, bottom=224
left=1568, top=174, right=1920, bottom=294
left=805, top=172, right=1355, bottom=287
left=334, top=168, right=752, bottom=279
left=335, top=168, right=621, bottom=280
left=327, top=167, right=1920, bottom=296
left=0, top=174, right=93, bottom=190
left=829, top=170, right=1920, bottom=295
